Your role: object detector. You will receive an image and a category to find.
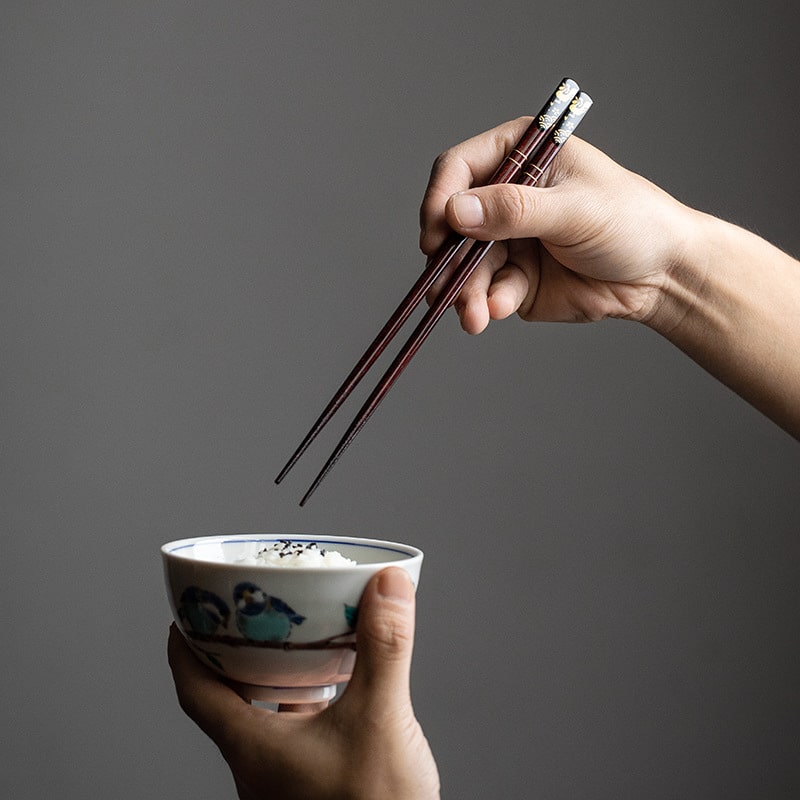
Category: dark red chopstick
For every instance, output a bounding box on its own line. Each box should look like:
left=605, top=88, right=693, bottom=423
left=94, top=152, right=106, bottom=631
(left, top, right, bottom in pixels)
left=299, top=91, right=593, bottom=505
left=274, top=78, right=580, bottom=485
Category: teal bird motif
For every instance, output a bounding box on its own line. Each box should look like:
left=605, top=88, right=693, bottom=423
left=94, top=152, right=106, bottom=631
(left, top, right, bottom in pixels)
left=233, top=581, right=306, bottom=642
left=178, top=586, right=230, bottom=636
left=344, top=604, right=358, bottom=630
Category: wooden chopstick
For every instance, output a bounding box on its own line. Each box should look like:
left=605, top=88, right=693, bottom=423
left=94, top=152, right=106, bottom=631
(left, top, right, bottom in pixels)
left=274, top=78, right=581, bottom=486
left=298, top=91, right=593, bottom=505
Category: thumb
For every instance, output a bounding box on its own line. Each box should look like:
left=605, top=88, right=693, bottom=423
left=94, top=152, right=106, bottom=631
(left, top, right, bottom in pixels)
left=445, top=182, right=569, bottom=243
left=341, top=567, right=416, bottom=711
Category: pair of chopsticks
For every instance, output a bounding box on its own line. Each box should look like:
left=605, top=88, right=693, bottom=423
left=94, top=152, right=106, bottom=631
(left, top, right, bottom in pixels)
left=277, top=78, right=593, bottom=505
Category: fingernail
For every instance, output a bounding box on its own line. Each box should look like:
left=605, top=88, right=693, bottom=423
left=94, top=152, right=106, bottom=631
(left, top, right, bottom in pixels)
left=377, top=568, right=414, bottom=602
left=450, top=192, right=485, bottom=228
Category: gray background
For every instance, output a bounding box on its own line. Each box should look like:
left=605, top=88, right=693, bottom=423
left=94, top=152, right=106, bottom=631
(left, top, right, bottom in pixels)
left=2, top=2, right=798, bottom=798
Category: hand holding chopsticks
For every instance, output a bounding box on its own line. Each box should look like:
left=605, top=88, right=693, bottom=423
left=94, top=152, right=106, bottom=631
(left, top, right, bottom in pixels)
left=277, top=80, right=593, bottom=504
left=275, top=78, right=579, bottom=487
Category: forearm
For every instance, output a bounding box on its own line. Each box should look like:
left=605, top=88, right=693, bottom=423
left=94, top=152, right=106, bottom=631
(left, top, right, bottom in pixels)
left=648, top=210, right=800, bottom=439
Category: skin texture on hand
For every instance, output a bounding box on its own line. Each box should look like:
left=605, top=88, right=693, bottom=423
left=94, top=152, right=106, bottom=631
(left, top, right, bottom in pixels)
left=420, top=118, right=800, bottom=439
left=420, top=122, right=694, bottom=334
left=168, top=568, right=440, bottom=800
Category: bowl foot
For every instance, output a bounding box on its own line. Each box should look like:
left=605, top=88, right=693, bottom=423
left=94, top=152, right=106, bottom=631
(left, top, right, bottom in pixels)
left=237, top=682, right=339, bottom=704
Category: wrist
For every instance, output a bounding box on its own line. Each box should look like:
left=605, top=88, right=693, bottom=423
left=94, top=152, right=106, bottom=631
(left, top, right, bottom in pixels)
left=638, top=206, right=800, bottom=438
left=639, top=206, right=714, bottom=338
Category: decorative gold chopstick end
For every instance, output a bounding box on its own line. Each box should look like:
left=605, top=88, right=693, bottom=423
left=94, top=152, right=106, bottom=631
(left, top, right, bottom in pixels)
left=553, top=92, right=593, bottom=145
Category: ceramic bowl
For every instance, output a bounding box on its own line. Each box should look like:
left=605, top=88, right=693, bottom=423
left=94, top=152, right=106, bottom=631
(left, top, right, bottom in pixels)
left=162, top=534, right=423, bottom=704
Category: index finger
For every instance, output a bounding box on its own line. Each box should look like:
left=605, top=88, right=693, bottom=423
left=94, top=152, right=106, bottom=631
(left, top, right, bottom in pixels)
left=167, top=624, right=262, bottom=745
left=419, top=116, right=534, bottom=255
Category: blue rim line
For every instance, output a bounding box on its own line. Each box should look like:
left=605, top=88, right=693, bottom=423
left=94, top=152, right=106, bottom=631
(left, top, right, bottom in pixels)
left=167, top=537, right=415, bottom=558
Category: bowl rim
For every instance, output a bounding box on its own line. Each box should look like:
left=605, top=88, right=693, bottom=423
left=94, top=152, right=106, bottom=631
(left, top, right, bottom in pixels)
left=161, top=533, right=423, bottom=571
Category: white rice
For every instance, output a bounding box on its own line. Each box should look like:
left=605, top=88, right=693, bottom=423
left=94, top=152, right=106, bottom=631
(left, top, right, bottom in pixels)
left=237, top=540, right=356, bottom=568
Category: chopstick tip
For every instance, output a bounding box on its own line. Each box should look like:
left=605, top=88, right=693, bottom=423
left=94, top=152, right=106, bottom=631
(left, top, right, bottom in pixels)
left=275, top=451, right=301, bottom=485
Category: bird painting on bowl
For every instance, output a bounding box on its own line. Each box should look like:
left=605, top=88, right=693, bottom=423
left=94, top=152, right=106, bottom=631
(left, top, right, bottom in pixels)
left=233, top=581, right=306, bottom=642
left=178, top=586, right=230, bottom=636
left=344, top=603, right=358, bottom=630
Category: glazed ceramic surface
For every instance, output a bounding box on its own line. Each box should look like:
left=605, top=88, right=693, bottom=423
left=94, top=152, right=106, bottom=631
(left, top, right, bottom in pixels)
left=162, top=534, right=423, bottom=702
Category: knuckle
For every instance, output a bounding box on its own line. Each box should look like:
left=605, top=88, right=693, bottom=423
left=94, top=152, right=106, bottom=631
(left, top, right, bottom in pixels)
left=430, top=148, right=458, bottom=179
left=362, top=609, right=413, bottom=660
left=494, top=184, right=536, bottom=230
